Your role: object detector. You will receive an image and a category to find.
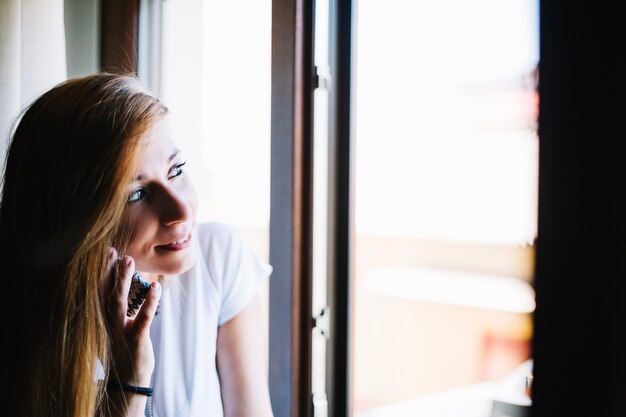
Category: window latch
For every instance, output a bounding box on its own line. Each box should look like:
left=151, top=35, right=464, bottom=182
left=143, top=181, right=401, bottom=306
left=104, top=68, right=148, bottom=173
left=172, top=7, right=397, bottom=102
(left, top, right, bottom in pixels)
left=313, top=65, right=332, bottom=91
left=312, top=392, right=329, bottom=417
left=312, top=306, right=331, bottom=338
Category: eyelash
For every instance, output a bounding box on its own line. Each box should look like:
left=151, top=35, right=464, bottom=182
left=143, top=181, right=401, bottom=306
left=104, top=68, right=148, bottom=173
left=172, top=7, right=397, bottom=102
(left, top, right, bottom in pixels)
left=127, top=161, right=187, bottom=204
left=169, top=161, right=186, bottom=179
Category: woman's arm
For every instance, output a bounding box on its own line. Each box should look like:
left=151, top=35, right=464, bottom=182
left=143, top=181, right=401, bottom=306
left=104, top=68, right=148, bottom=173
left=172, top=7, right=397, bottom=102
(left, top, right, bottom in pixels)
left=216, top=292, right=274, bottom=417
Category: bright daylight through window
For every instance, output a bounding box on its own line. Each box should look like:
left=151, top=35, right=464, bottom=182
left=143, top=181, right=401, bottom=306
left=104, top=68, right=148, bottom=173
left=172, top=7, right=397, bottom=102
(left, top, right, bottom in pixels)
left=352, top=0, right=539, bottom=415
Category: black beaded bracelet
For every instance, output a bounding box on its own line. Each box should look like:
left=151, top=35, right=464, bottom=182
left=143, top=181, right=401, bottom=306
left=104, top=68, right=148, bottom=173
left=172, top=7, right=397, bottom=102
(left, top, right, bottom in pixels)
left=108, top=381, right=154, bottom=397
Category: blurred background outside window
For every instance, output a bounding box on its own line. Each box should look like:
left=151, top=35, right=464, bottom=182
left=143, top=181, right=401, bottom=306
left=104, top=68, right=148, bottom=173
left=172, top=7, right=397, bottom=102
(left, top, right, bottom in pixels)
left=351, top=0, right=539, bottom=414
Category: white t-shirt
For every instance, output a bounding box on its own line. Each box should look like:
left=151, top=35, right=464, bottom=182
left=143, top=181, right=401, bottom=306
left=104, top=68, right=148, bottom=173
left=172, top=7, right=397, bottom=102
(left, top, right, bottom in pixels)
left=145, top=222, right=272, bottom=417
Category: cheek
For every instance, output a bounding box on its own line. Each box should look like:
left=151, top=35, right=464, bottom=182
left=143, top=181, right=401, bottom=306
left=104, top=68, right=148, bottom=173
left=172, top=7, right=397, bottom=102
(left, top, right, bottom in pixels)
left=191, top=191, right=198, bottom=217
left=122, top=209, right=155, bottom=255
left=183, top=179, right=198, bottom=218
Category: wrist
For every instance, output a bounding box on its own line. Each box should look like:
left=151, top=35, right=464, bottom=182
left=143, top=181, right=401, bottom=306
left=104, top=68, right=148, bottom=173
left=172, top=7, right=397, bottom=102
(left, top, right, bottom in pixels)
left=107, top=381, right=154, bottom=397
left=114, top=367, right=153, bottom=387
left=106, top=381, right=151, bottom=417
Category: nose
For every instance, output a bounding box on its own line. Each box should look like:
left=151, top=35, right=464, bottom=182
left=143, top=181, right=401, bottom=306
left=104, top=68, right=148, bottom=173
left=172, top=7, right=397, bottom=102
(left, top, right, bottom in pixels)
left=156, top=185, right=193, bottom=225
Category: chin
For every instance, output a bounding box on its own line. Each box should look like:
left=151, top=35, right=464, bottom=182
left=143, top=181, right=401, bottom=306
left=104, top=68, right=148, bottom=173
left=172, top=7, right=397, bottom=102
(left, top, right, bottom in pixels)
left=141, top=244, right=197, bottom=276
left=164, top=250, right=197, bottom=275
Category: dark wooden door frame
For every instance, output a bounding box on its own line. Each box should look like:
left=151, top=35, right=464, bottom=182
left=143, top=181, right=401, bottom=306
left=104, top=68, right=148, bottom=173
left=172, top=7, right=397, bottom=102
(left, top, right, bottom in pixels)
left=530, top=0, right=602, bottom=415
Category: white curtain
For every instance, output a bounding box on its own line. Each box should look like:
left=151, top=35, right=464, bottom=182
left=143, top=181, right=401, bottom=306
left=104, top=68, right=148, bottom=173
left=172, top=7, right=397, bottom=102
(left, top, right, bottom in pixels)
left=0, top=0, right=67, bottom=162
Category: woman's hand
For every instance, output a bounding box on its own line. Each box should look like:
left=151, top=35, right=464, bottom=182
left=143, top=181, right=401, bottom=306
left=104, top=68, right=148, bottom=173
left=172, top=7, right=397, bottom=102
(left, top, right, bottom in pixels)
left=104, top=248, right=161, bottom=416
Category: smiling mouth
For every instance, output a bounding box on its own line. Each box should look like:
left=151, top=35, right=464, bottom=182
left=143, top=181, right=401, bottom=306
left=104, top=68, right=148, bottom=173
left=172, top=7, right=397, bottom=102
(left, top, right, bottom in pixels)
left=156, top=233, right=193, bottom=252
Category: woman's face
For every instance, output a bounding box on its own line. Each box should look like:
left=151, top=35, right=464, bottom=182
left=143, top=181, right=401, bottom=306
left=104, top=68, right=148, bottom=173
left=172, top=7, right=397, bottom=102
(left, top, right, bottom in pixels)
left=122, top=117, right=197, bottom=276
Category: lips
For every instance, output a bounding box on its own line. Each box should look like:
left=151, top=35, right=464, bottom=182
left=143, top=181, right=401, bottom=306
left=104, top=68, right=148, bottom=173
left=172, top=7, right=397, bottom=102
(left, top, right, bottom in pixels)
left=155, top=232, right=193, bottom=251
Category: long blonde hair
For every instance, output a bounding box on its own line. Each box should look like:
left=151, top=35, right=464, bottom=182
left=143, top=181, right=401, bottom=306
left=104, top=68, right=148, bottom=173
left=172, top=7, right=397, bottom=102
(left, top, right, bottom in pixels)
left=0, top=74, right=167, bottom=416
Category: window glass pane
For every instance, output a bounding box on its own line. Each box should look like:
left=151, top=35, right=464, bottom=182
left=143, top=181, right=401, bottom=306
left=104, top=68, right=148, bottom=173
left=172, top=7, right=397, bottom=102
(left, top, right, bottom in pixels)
left=353, top=0, right=538, bottom=415
left=159, top=0, right=272, bottom=348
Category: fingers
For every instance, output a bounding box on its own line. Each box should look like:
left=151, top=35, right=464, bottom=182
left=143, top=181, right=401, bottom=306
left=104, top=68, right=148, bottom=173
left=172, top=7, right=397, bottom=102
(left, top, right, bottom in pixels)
left=133, top=281, right=161, bottom=335
left=103, top=247, right=120, bottom=311
left=104, top=248, right=162, bottom=334
left=110, top=254, right=135, bottom=322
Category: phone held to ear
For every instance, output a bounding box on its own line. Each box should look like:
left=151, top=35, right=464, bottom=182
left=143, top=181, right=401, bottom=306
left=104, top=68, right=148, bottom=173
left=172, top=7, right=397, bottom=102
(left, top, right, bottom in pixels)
left=127, top=272, right=150, bottom=317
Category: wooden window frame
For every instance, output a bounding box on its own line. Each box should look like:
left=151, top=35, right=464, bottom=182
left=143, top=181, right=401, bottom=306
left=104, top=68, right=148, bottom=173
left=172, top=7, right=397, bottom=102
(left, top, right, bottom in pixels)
left=100, top=0, right=140, bottom=74
left=268, top=1, right=315, bottom=416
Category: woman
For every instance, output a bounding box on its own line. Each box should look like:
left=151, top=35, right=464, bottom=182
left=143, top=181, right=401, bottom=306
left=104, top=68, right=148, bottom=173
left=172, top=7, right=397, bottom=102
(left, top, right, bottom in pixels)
left=0, top=74, right=274, bottom=417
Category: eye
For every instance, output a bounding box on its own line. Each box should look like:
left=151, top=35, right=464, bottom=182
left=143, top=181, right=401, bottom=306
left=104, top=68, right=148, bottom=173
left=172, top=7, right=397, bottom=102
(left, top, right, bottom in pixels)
left=127, top=187, right=147, bottom=204
left=168, top=161, right=186, bottom=179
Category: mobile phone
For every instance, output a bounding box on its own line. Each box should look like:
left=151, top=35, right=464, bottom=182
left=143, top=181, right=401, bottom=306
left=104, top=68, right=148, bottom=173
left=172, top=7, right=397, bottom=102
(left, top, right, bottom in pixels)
left=127, top=272, right=150, bottom=317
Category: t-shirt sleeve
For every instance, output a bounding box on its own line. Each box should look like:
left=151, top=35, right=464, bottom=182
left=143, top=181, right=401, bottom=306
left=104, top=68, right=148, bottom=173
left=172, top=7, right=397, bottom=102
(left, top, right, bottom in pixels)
left=217, top=225, right=272, bottom=326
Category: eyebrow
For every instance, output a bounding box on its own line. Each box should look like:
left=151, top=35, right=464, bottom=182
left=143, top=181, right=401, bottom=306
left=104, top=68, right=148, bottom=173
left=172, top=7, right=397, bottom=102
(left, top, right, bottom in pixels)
left=167, top=149, right=181, bottom=163
left=135, top=149, right=181, bottom=181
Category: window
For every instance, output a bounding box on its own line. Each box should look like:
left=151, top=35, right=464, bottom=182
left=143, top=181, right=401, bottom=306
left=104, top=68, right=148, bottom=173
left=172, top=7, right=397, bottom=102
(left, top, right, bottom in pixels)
left=158, top=0, right=271, bottom=255
left=98, top=1, right=595, bottom=416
